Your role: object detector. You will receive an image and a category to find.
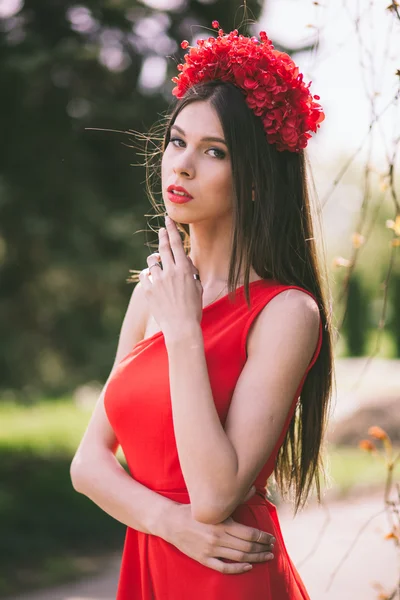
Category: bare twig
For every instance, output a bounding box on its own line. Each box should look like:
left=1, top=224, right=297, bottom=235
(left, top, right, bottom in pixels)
left=296, top=501, right=331, bottom=568
left=325, top=507, right=387, bottom=592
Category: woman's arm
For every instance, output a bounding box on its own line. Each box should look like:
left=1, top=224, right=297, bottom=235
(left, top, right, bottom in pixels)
left=140, top=219, right=320, bottom=524
left=70, top=282, right=178, bottom=540
left=165, top=289, right=320, bottom=524
left=70, top=279, right=276, bottom=574
left=70, top=383, right=180, bottom=539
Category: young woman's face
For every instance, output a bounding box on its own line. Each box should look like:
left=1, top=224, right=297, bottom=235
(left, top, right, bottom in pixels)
left=161, top=100, right=234, bottom=225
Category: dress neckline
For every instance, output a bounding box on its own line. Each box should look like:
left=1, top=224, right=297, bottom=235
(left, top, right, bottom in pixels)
left=127, top=278, right=269, bottom=355
left=202, top=277, right=267, bottom=311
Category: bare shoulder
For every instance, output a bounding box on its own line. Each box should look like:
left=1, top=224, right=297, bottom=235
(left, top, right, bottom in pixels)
left=113, top=281, right=150, bottom=367
left=70, top=281, right=150, bottom=469
left=248, top=288, right=320, bottom=360
left=125, top=279, right=148, bottom=319
left=269, top=288, right=320, bottom=321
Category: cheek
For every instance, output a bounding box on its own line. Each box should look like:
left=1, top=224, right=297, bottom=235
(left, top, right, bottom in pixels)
left=214, top=165, right=233, bottom=197
left=161, top=154, right=168, bottom=178
left=207, top=170, right=234, bottom=210
left=161, top=147, right=173, bottom=175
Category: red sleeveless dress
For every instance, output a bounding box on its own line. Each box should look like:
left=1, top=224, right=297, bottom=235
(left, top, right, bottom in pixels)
left=104, top=278, right=323, bottom=599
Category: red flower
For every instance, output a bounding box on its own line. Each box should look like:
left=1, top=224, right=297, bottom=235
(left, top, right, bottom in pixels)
left=172, top=21, right=325, bottom=152
left=243, top=78, right=259, bottom=90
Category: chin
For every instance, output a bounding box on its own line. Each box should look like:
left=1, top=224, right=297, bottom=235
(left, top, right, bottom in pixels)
left=164, top=205, right=193, bottom=224
left=168, top=214, right=193, bottom=226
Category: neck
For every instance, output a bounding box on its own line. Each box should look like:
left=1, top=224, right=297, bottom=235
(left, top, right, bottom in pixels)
left=187, top=218, right=258, bottom=289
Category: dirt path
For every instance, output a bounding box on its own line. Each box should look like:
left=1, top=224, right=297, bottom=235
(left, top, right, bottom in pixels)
left=7, top=492, right=397, bottom=600
left=281, top=492, right=398, bottom=599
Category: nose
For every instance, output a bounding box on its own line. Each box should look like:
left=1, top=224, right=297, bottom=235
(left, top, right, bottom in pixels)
left=173, top=156, right=194, bottom=179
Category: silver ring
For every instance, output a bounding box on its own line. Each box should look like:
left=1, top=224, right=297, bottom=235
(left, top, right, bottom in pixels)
left=149, top=263, right=162, bottom=271
left=256, top=531, right=262, bottom=543
left=193, top=273, right=200, bottom=281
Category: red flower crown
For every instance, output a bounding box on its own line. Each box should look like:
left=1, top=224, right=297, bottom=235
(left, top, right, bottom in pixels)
left=171, top=21, right=325, bottom=153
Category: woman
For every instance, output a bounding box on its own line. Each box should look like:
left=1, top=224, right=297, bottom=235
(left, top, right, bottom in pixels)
left=71, top=21, right=335, bottom=599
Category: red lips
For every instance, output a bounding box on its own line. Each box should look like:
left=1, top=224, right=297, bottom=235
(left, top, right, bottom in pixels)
left=167, top=184, right=193, bottom=198
left=166, top=191, right=192, bottom=204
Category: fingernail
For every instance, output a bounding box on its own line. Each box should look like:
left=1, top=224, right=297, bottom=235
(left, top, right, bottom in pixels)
left=165, top=216, right=171, bottom=224
left=271, top=537, right=276, bottom=544
left=267, top=553, right=274, bottom=560
left=243, top=565, right=252, bottom=571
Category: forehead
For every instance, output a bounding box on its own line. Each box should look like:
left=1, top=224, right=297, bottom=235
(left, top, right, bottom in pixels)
left=171, top=101, right=223, bottom=136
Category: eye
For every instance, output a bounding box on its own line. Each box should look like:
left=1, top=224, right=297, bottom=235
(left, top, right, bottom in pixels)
left=208, top=147, right=226, bottom=159
left=170, top=137, right=185, bottom=148
left=169, top=137, right=226, bottom=160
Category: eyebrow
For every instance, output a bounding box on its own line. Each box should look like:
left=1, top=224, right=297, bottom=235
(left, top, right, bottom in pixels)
left=170, top=124, right=227, bottom=146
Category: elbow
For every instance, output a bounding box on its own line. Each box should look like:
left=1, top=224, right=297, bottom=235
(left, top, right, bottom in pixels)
left=70, top=455, right=89, bottom=494
left=191, top=496, right=234, bottom=525
left=191, top=479, right=248, bottom=523
left=70, top=447, right=115, bottom=494
left=191, top=509, right=222, bottom=525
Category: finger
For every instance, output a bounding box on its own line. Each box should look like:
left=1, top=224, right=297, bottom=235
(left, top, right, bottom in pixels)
left=164, top=216, right=188, bottom=268
left=187, top=257, right=203, bottom=290
left=138, top=268, right=152, bottom=292
left=158, top=227, right=174, bottom=271
left=146, top=252, right=161, bottom=267
left=187, top=256, right=200, bottom=277
left=205, top=557, right=254, bottom=575
left=224, top=522, right=276, bottom=547
left=213, top=546, right=274, bottom=564
left=219, top=532, right=274, bottom=555
left=218, top=534, right=274, bottom=560
left=250, top=528, right=276, bottom=547
left=146, top=253, right=162, bottom=281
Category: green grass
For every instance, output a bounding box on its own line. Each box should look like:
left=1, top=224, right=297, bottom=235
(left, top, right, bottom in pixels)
left=325, top=444, right=400, bottom=496
left=0, top=398, right=88, bottom=454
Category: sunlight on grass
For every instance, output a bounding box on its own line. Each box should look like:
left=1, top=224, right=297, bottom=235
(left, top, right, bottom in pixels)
left=0, top=398, right=127, bottom=461
left=0, top=398, right=90, bottom=455
left=325, top=444, right=400, bottom=495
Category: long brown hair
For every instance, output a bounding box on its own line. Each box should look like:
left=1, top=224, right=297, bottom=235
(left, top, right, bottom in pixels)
left=130, top=80, right=336, bottom=512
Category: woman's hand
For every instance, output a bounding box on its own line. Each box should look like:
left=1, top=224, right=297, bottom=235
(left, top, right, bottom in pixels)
left=163, top=486, right=276, bottom=575
left=139, top=217, right=203, bottom=342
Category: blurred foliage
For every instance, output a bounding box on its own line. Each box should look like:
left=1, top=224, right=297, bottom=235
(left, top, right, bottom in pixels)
left=327, top=443, right=400, bottom=497
left=342, top=273, right=369, bottom=356
left=1, top=0, right=397, bottom=402
left=0, top=448, right=126, bottom=597
left=390, top=272, right=400, bottom=356
left=0, top=398, right=126, bottom=596
left=0, top=0, right=263, bottom=400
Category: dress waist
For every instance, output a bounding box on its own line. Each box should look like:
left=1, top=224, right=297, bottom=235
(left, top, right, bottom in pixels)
left=153, top=485, right=270, bottom=506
